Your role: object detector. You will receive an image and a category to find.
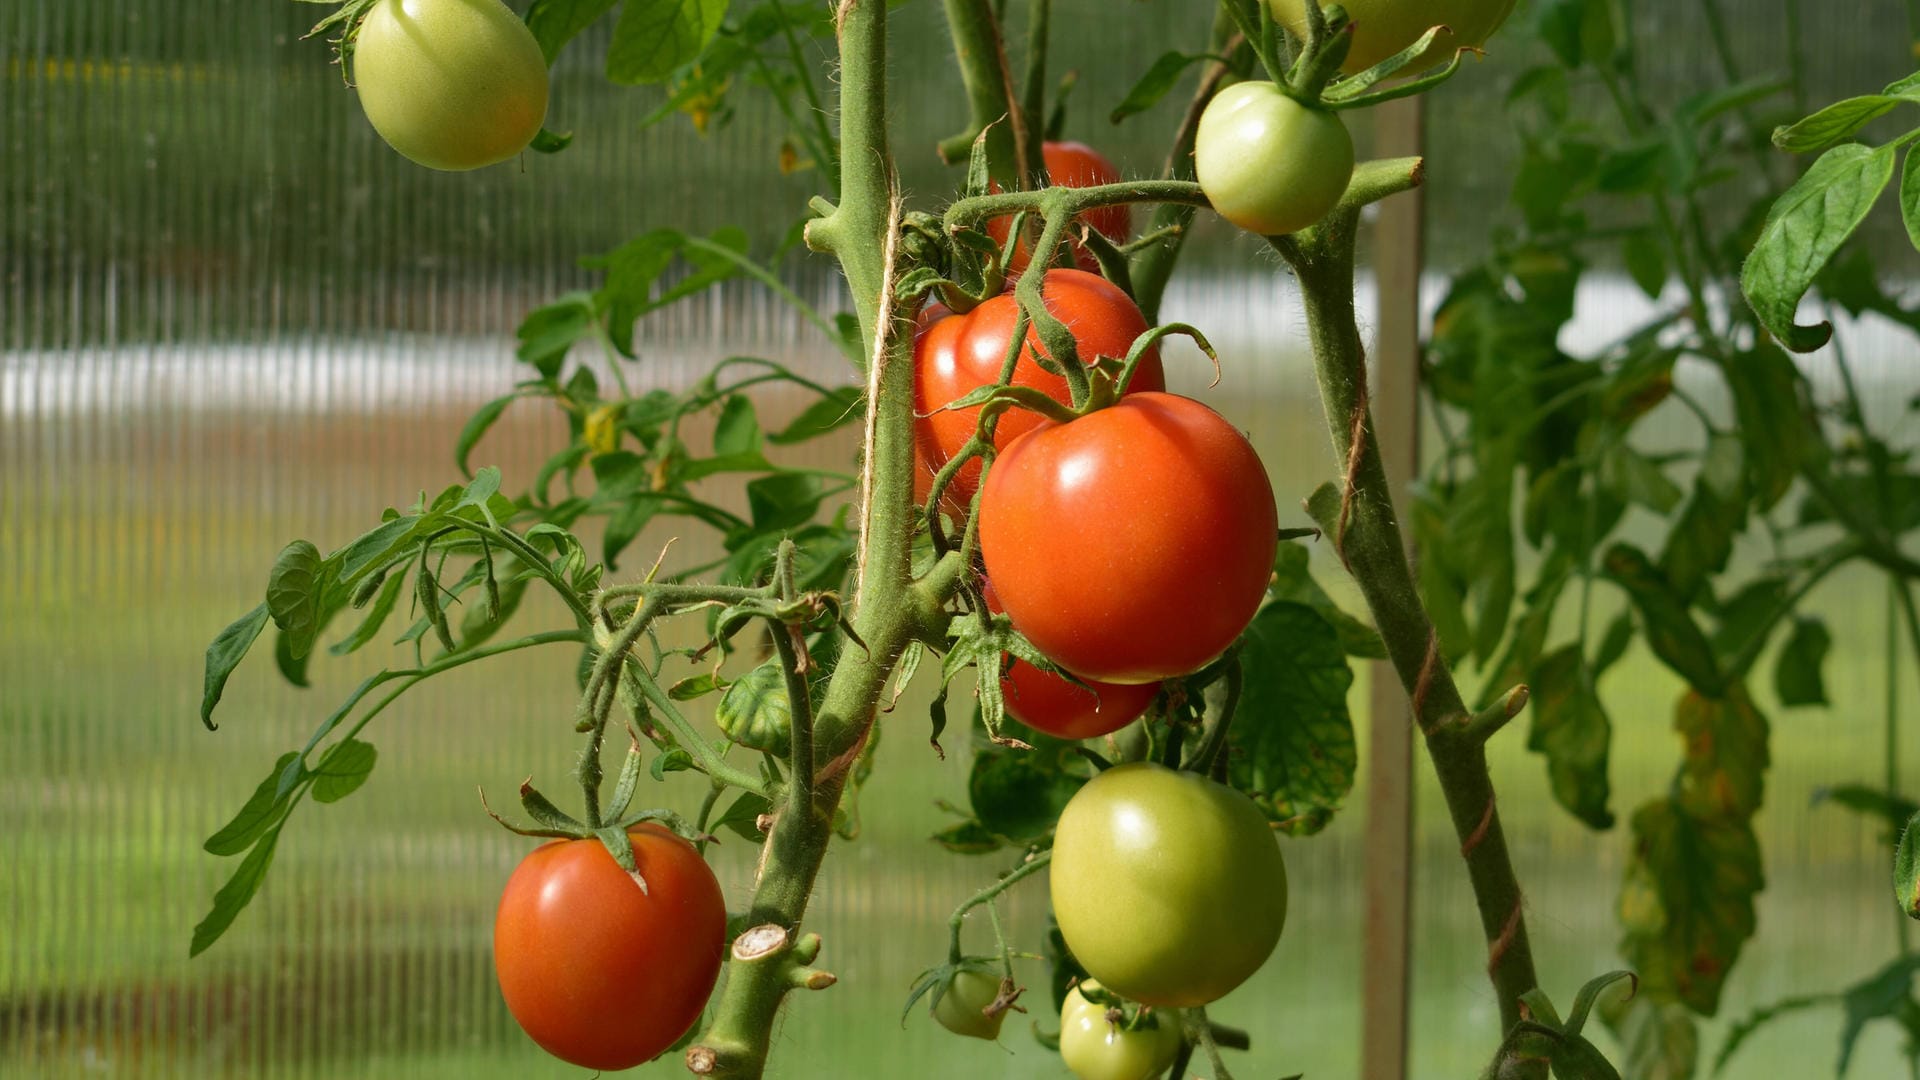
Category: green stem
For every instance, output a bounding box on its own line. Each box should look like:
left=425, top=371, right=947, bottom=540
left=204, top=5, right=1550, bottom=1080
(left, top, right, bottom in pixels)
left=768, top=0, right=840, bottom=188
left=945, top=179, right=1210, bottom=231
left=1018, top=0, right=1050, bottom=178
left=690, top=1, right=947, bottom=1073
left=936, top=0, right=1023, bottom=179
left=1723, top=542, right=1857, bottom=681
left=946, top=850, right=1052, bottom=961
left=1185, top=650, right=1241, bottom=774
left=1894, top=579, right=1920, bottom=954
left=681, top=235, right=844, bottom=349
left=1274, top=208, right=1542, bottom=1050
left=1129, top=7, right=1241, bottom=323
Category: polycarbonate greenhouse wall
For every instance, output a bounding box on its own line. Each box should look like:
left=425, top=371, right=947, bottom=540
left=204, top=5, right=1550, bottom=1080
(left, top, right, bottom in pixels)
left=3, top=1, right=1918, bottom=1077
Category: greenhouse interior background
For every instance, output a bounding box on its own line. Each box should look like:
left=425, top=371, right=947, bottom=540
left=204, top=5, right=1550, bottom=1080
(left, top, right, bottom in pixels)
left=4, top=0, right=1920, bottom=1076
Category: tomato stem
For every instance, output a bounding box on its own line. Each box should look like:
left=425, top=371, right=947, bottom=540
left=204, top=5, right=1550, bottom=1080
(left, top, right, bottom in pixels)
left=1274, top=198, right=1546, bottom=1054
left=945, top=849, right=1053, bottom=963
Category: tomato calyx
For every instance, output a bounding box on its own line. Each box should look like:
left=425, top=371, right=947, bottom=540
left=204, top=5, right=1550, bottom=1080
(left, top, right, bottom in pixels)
left=935, top=320, right=1219, bottom=439
left=300, top=0, right=383, bottom=75
left=904, top=957, right=1027, bottom=1032
left=929, top=605, right=1091, bottom=752
left=1068, top=979, right=1176, bottom=1037
left=480, top=768, right=714, bottom=893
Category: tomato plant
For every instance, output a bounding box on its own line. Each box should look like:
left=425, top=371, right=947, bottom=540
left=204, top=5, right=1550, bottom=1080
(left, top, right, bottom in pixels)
left=929, top=968, right=1008, bottom=1040
left=1050, top=763, right=1287, bottom=1007
left=1195, top=82, right=1353, bottom=237
left=1268, top=0, right=1518, bottom=73
left=913, top=268, right=1164, bottom=504
left=493, top=824, right=727, bottom=1071
left=1058, top=981, right=1183, bottom=1080
left=979, top=392, right=1278, bottom=684
left=350, top=0, right=549, bottom=171
left=986, top=141, right=1132, bottom=274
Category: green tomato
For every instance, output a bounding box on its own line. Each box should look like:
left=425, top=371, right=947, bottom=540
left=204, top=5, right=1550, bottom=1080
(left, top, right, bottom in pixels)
left=1050, top=762, right=1287, bottom=1008
left=1269, top=0, right=1519, bottom=74
left=352, top=0, right=550, bottom=171
left=930, top=969, right=1006, bottom=1041
left=1194, top=82, right=1353, bottom=237
left=1058, top=981, right=1182, bottom=1080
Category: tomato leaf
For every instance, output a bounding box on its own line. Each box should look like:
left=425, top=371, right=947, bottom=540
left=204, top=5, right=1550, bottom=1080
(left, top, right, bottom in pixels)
left=1674, top=687, right=1769, bottom=821
left=1526, top=645, right=1615, bottom=830
left=190, top=823, right=282, bottom=957
left=525, top=0, right=619, bottom=64
left=1602, top=544, right=1723, bottom=695
left=200, top=603, right=271, bottom=730
left=967, top=731, right=1089, bottom=844
left=1741, top=142, right=1898, bottom=353
left=769, top=386, right=863, bottom=444
left=1268, top=543, right=1385, bottom=658
left=272, top=628, right=313, bottom=690
left=1617, top=796, right=1762, bottom=1015
left=931, top=818, right=1003, bottom=855
left=607, top=0, right=729, bottom=86
left=1659, top=438, right=1745, bottom=602
left=515, top=292, right=597, bottom=377
left=204, top=752, right=302, bottom=857
left=311, top=739, right=379, bottom=804
left=716, top=659, right=793, bottom=756
left=1771, top=94, right=1903, bottom=154
left=1773, top=616, right=1831, bottom=707
left=714, top=791, right=772, bottom=841
left=1110, top=51, right=1204, bottom=125
left=1838, top=955, right=1920, bottom=1072
left=1228, top=602, right=1357, bottom=837
left=1601, top=994, right=1699, bottom=1080
left=1815, top=784, right=1920, bottom=840
left=266, top=540, right=331, bottom=664
left=456, top=395, right=517, bottom=478
left=1722, top=346, right=1811, bottom=511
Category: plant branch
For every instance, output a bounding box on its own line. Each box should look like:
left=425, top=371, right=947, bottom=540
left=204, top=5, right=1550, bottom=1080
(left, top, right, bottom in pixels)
left=946, top=849, right=1052, bottom=961
left=1273, top=206, right=1543, bottom=1052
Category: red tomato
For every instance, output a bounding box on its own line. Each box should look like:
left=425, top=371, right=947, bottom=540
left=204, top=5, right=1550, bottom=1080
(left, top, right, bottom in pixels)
left=986, top=141, right=1131, bottom=274
left=978, top=393, right=1278, bottom=684
left=913, top=269, right=1165, bottom=506
left=493, top=824, right=727, bottom=1070
left=985, top=580, right=1160, bottom=739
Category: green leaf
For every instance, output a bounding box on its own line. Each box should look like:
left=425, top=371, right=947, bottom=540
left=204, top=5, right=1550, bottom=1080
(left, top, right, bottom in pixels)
left=1904, top=146, right=1920, bottom=253
left=967, top=738, right=1089, bottom=844
left=1527, top=646, right=1614, bottom=829
left=714, top=394, right=762, bottom=456
left=1600, top=443, right=1682, bottom=514
left=456, top=396, right=516, bottom=478
left=1773, top=617, right=1831, bottom=707
left=931, top=818, right=1003, bottom=855
left=744, top=473, right=823, bottom=533
left=1897, top=810, right=1920, bottom=919
left=1110, top=51, right=1202, bottom=124
left=1675, top=687, right=1770, bottom=820
left=1227, top=603, right=1357, bottom=836
left=1617, top=796, right=1763, bottom=1015
left=515, top=292, right=596, bottom=377
left=1660, top=436, right=1745, bottom=602
left=1603, top=545, right=1723, bottom=695
left=1268, top=544, right=1386, bottom=658
left=1623, top=229, right=1668, bottom=299
left=1714, top=993, right=1832, bottom=1076
left=311, top=739, right=378, bottom=804
left=769, top=386, right=862, bottom=444
left=336, top=516, right=422, bottom=587
left=524, top=0, right=619, bottom=63
left=607, top=0, right=729, bottom=85
left=1815, top=784, right=1920, bottom=839
left=200, top=603, right=270, bottom=730
left=190, top=823, right=282, bottom=956
left=715, top=791, right=772, bottom=841
left=715, top=659, right=794, bottom=756
left=1604, top=994, right=1700, bottom=1080
left=1722, top=347, right=1809, bottom=511
left=1771, top=95, right=1902, bottom=154
left=1838, top=954, right=1920, bottom=1072
left=606, top=741, right=645, bottom=823
left=529, top=127, right=573, bottom=154
left=204, top=752, right=301, bottom=856
left=267, top=540, right=334, bottom=663
left=1741, top=142, right=1899, bottom=353
left=273, top=627, right=312, bottom=689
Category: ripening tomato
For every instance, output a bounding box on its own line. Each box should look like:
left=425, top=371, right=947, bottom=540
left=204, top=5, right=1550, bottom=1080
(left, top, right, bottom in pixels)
left=493, top=824, right=727, bottom=1070
left=986, top=141, right=1132, bottom=274
left=1269, top=0, right=1518, bottom=73
left=984, top=581, right=1160, bottom=740
left=913, top=270, right=1164, bottom=506
left=978, top=392, right=1277, bottom=684
left=930, top=968, right=1006, bottom=1040
left=1051, top=763, right=1288, bottom=1007
left=1058, top=980, right=1183, bottom=1080
left=1195, top=82, right=1354, bottom=237
left=352, top=0, right=550, bottom=171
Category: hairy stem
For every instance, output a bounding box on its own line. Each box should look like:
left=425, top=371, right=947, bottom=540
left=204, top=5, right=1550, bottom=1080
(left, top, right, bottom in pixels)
left=1274, top=206, right=1542, bottom=1051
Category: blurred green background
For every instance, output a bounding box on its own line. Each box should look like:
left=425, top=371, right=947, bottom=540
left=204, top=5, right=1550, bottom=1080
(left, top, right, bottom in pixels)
left=4, top=0, right=1919, bottom=1076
